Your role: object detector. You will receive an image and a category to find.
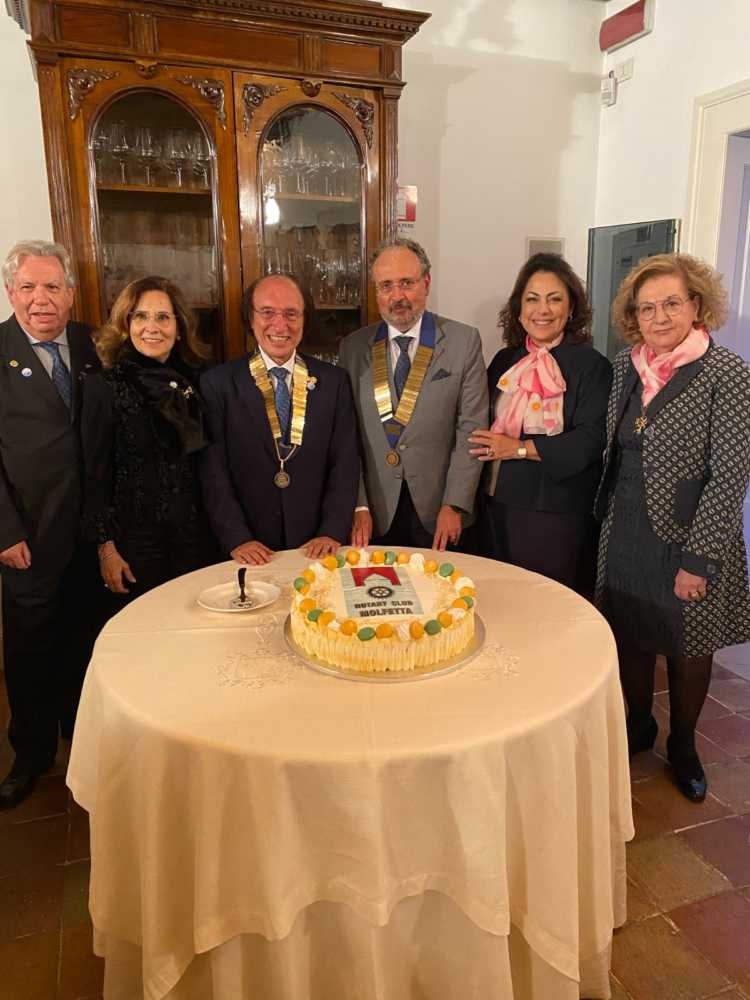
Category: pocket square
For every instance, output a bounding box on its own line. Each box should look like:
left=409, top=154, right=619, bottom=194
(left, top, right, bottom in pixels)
left=431, top=368, right=451, bottom=382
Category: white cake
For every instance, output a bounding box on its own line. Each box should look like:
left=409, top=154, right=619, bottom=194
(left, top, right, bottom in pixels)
left=289, top=549, right=477, bottom=673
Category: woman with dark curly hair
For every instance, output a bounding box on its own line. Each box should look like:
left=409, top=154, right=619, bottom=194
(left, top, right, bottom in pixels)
left=595, top=253, right=750, bottom=802
left=469, top=253, right=612, bottom=590
left=81, top=275, right=216, bottom=610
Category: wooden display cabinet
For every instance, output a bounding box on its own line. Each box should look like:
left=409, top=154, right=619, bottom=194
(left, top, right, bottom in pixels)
left=17, top=0, right=429, bottom=359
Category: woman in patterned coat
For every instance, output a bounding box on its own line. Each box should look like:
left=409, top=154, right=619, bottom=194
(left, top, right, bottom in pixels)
left=595, top=253, right=750, bottom=802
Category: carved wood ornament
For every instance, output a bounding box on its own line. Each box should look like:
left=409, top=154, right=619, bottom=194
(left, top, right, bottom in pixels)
left=241, top=83, right=286, bottom=135
left=67, top=67, right=119, bottom=119
left=332, top=92, right=374, bottom=148
left=134, top=60, right=165, bottom=80
left=300, top=79, right=322, bottom=98
left=175, top=75, right=227, bottom=127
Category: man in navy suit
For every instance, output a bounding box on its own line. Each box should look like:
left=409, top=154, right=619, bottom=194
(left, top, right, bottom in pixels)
left=200, top=274, right=359, bottom=565
left=0, top=240, right=100, bottom=808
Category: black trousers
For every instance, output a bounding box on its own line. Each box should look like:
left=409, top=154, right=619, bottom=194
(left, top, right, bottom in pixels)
left=374, top=484, right=468, bottom=553
left=2, top=543, right=102, bottom=770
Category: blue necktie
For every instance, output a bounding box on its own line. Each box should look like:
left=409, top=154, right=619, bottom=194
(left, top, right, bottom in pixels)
left=268, top=367, right=291, bottom=443
left=37, top=341, right=72, bottom=409
left=393, top=336, right=412, bottom=401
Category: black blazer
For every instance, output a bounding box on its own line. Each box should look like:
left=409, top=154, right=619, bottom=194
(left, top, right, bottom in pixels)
left=200, top=353, right=360, bottom=553
left=486, top=339, right=612, bottom=515
left=0, top=315, right=98, bottom=593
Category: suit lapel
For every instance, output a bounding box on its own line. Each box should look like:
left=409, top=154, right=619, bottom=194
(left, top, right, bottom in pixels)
left=4, top=317, right=69, bottom=417
left=615, top=359, right=640, bottom=430
left=233, top=357, right=277, bottom=461
left=645, top=357, right=704, bottom=421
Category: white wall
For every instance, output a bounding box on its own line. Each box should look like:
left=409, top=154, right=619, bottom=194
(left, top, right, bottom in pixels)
left=595, top=0, right=750, bottom=230
left=386, top=0, right=605, bottom=357
left=0, top=15, right=52, bottom=263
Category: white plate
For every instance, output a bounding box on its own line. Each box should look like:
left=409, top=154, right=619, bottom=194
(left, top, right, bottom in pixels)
left=284, top=615, right=486, bottom=682
left=197, top=580, right=281, bottom=613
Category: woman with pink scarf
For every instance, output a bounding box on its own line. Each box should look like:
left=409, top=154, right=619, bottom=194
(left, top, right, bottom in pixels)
left=470, top=253, right=612, bottom=592
left=595, top=253, right=750, bottom=802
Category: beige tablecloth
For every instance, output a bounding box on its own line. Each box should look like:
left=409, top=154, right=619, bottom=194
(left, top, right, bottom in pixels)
left=67, top=551, right=633, bottom=1000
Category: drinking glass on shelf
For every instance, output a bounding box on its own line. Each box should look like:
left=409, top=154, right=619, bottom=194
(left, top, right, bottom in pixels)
left=133, top=127, right=160, bottom=186
left=92, top=125, right=112, bottom=183
left=165, top=128, right=190, bottom=187
left=109, top=121, right=132, bottom=185
left=191, top=132, right=212, bottom=188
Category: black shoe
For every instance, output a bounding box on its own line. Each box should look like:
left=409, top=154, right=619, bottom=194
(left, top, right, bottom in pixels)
left=0, top=762, right=38, bottom=810
left=627, top=715, right=658, bottom=757
left=666, top=738, right=707, bottom=803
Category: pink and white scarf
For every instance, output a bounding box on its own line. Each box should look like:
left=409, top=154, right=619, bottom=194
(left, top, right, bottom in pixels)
left=491, top=334, right=566, bottom=438
left=631, top=325, right=709, bottom=409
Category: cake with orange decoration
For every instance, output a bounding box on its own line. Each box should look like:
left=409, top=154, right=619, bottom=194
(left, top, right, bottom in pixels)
left=289, top=548, right=477, bottom=673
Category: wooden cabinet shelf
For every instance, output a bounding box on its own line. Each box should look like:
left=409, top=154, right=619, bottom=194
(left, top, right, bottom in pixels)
left=25, top=0, right=430, bottom=360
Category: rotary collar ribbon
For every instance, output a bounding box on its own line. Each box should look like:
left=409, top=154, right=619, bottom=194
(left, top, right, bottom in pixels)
left=372, top=312, right=436, bottom=460
left=248, top=350, right=310, bottom=454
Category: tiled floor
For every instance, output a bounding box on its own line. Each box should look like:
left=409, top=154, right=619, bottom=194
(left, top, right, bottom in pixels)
left=1, top=647, right=750, bottom=1000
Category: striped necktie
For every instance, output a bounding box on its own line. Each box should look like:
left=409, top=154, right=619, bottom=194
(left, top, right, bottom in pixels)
left=393, top=336, right=412, bottom=401
left=37, top=341, right=72, bottom=409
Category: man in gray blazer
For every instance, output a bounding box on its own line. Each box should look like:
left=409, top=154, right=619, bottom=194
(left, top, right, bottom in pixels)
left=338, top=239, right=487, bottom=551
left=0, top=240, right=100, bottom=808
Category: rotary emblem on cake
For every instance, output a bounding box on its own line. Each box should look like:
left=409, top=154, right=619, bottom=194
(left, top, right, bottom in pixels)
left=289, top=549, right=476, bottom=673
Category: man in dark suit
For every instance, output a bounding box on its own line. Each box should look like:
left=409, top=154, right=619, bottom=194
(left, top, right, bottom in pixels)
left=0, top=240, right=100, bottom=808
left=200, top=274, right=359, bottom=565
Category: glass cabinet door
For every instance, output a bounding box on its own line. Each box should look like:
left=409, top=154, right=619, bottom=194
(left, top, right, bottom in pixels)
left=259, top=108, right=364, bottom=360
left=91, top=92, right=221, bottom=358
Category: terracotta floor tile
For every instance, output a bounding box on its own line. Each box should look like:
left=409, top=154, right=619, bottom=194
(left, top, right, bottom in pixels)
left=714, top=643, right=750, bottom=681
left=608, top=976, right=634, bottom=999
left=698, top=716, right=750, bottom=757
left=626, top=878, right=660, bottom=922
left=631, top=769, right=732, bottom=839
left=681, top=816, right=750, bottom=888
left=654, top=658, right=668, bottom=693
left=629, top=749, right=666, bottom=782
left=627, top=834, right=731, bottom=910
left=62, top=859, right=92, bottom=928
left=705, top=991, right=750, bottom=1000
left=0, top=813, right=67, bottom=877
left=58, top=923, right=105, bottom=1000
left=0, top=863, right=64, bottom=942
left=0, top=932, right=59, bottom=1000
left=67, top=800, right=91, bottom=862
left=611, top=914, right=729, bottom=1000
left=670, top=891, right=750, bottom=991
left=0, top=772, right=69, bottom=829
left=654, top=691, right=733, bottom=723
left=709, top=678, right=750, bottom=713
left=704, top=758, right=750, bottom=814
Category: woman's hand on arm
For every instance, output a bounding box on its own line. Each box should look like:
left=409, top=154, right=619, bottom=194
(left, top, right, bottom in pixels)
left=468, top=429, right=539, bottom=462
left=98, top=541, right=136, bottom=594
left=674, top=568, right=707, bottom=602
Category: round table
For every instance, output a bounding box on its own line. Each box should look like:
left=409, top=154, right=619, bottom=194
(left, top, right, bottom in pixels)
left=67, top=550, right=633, bottom=1000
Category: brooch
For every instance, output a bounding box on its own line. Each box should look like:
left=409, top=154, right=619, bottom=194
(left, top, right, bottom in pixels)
left=307, top=377, right=317, bottom=391
left=9, top=359, right=19, bottom=368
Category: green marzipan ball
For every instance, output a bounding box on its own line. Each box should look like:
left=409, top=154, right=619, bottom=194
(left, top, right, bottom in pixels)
left=307, top=609, right=322, bottom=622
left=462, top=595, right=475, bottom=608
left=425, top=619, right=442, bottom=635
left=358, top=626, right=376, bottom=641
left=384, top=551, right=397, bottom=565
left=336, top=554, right=346, bottom=568
left=438, top=563, right=454, bottom=577
left=293, top=577, right=307, bottom=592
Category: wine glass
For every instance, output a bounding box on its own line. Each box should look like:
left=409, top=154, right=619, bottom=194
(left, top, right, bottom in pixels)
left=165, top=128, right=190, bottom=187
left=133, top=127, right=160, bottom=186
left=191, top=132, right=211, bottom=188
left=109, top=121, right=132, bottom=185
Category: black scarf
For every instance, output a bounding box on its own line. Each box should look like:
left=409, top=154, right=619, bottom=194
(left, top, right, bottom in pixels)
left=117, top=346, right=207, bottom=456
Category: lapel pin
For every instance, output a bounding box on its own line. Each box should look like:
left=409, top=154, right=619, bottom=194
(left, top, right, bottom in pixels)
left=21, top=367, right=32, bottom=378
left=9, top=359, right=19, bottom=367
left=307, top=376, right=317, bottom=390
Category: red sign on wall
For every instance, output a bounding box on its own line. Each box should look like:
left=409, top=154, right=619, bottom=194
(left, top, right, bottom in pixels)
left=599, top=0, right=654, bottom=54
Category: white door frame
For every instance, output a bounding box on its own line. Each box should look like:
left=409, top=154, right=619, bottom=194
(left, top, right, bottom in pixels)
left=685, top=78, right=750, bottom=263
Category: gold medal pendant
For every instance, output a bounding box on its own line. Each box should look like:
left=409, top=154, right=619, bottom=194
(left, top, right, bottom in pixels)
left=634, top=415, right=648, bottom=435
left=274, top=469, right=291, bottom=489
left=385, top=450, right=400, bottom=467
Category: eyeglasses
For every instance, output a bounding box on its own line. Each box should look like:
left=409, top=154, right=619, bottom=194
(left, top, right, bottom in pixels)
left=130, top=310, right=175, bottom=326
left=635, top=296, right=693, bottom=321
left=254, top=307, right=303, bottom=323
left=374, top=277, right=422, bottom=294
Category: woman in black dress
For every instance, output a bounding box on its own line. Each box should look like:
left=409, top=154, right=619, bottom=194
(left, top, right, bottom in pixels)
left=81, top=275, right=216, bottom=611
left=596, top=253, right=750, bottom=801
left=470, top=253, right=612, bottom=592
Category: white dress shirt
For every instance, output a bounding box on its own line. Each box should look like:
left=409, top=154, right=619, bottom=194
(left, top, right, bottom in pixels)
left=23, top=327, right=71, bottom=379
left=387, top=315, right=422, bottom=371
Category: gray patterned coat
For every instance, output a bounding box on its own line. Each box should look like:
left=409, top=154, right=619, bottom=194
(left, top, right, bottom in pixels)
left=595, top=340, right=750, bottom=656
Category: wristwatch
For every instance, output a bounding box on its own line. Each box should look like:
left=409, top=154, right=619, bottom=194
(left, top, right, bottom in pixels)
left=517, top=442, right=528, bottom=459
